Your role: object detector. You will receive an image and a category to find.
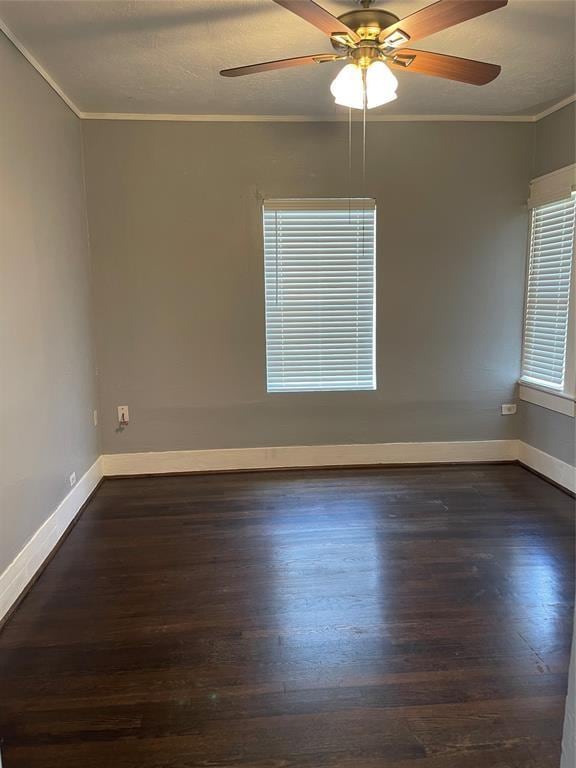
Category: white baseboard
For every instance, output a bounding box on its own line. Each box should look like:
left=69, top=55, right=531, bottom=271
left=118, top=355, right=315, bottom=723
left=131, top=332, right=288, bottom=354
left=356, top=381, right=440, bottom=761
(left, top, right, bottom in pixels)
left=0, top=457, right=103, bottom=624
left=101, top=440, right=519, bottom=477
left=102, top=440, right=575, bottom=493
left=518, top=441, right=576, bottom=493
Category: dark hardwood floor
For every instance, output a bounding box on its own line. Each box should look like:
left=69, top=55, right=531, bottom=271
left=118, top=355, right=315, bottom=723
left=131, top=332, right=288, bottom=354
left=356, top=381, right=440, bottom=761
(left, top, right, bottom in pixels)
left=0, top=464, right=574, bottom=767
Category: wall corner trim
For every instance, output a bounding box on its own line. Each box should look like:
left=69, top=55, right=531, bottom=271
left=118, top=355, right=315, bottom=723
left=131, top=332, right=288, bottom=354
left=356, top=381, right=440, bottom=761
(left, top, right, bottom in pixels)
left=0, top=457, right=103, bottom=625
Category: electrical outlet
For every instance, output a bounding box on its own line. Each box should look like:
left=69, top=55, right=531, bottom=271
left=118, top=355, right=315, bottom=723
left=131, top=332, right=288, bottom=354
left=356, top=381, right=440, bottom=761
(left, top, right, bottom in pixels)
left=93, top=409, right=98, bottom=427
left=118, top=405, right=129, bottom=425
left=501, top=404, right=517, bottom=415
left=69, top=472, right=77, bottom=487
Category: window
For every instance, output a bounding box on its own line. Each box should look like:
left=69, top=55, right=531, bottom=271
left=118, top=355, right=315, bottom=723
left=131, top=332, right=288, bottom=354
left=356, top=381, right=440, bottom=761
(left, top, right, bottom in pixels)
left=263, top=198, right=376, bottom=392
left=520, top=165, right=576, bottom=414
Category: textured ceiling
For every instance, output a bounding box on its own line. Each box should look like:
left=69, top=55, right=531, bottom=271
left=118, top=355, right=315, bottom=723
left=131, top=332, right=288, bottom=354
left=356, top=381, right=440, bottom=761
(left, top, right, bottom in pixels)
left=0, top=0, right=574, bottom=117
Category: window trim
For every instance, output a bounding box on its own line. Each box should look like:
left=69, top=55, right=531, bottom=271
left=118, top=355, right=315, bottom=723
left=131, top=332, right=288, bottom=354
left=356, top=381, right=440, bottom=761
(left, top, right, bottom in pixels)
left=519, top=164, right=576, bottom=416
left=262, top=197, right=377, bottom=394
left=519, top=383, right=575, bottom=417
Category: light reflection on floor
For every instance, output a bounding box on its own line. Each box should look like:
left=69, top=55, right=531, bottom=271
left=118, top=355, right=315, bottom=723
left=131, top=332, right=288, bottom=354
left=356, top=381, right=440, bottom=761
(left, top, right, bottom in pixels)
left=264, top=490, right=386, bottom=675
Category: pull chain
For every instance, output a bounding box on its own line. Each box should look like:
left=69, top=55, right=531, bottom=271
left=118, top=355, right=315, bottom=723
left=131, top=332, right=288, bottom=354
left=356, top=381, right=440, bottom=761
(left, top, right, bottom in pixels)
left=348, top=106, right=353, bottom=217
left=362, top=68, right=367, bottom=193
left=348, top=106, right=352, bottom=190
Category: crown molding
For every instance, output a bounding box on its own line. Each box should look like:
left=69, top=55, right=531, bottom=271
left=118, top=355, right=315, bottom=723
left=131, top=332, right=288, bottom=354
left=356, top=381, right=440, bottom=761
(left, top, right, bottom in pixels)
left=0, top=21, right=81, bottom=117
left=81, top=111, right=534, bottom=123
left=79, top=94, right=576, bottom=122
left=2, top=20, right=574, bottom=125
left=532, top=94, right=576, bottom=122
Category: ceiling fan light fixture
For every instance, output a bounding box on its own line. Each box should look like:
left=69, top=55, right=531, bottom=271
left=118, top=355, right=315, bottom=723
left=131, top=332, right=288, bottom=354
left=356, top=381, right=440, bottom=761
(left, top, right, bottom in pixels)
left=330, top=60, right=398, bottom=110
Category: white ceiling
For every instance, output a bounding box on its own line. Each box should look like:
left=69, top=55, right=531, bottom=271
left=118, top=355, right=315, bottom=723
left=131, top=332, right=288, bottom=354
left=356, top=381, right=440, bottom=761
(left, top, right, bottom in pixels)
left=0, top=0, right=574, bottom=117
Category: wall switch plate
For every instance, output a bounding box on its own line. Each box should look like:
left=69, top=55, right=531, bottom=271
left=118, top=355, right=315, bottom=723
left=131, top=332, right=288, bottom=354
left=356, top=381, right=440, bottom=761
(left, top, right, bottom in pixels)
left=118, top=405, right=129, bottom=425
left=69, top=472, right=77, bottom=487
left=501, top=404, right=517, bottom=415
left=93, top=409, right=98, bottom=427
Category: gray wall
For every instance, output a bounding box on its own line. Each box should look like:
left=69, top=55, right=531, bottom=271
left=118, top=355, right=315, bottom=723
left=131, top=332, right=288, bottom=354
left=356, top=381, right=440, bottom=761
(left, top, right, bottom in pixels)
left=518, top=102, right=576, bottom=466
left=83, top=119, right=533, bottom=454
left=0, top=33, right=98, bottom=575
left=533, top=102, right=576, bottom=178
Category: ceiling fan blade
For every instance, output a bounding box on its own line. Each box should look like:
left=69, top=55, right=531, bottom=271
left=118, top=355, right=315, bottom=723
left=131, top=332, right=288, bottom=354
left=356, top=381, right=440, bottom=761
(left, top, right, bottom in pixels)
left=273, top=0, right=361, bottom=43
left=389, top=49, right=501, bottom=85
left=378, top=0, right=507, bottom=46
left=220, top=53, right=342, bottom=77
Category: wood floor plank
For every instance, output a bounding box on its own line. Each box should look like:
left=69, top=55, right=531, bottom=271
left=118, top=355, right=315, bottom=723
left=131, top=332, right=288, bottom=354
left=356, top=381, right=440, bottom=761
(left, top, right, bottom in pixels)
left=0, top=464, right=573, bottom=767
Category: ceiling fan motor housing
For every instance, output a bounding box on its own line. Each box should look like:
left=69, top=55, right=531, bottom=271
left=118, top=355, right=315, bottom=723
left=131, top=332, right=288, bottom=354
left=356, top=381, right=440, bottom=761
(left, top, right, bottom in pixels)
left=330, top=8, right=400, bottom=51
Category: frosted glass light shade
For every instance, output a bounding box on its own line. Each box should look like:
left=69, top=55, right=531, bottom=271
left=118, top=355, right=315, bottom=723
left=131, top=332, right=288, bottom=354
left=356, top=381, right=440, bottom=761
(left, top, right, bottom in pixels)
left=366, top=60, right=398, bottom=108
left=330, top=60, right=398, bottom=110
left=330, top=63, right=364, bottom=110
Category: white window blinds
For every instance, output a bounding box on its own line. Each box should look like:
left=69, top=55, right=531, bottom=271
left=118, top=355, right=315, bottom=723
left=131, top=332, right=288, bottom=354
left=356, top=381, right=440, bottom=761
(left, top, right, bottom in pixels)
left=263, top=198, right=376, bottom=392
left=521, top=193, right=576, bottom=390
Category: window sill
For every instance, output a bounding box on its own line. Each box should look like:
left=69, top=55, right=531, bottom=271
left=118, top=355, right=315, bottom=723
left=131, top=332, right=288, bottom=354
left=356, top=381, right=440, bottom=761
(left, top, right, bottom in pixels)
left=519, top=382, right=575, bottom=417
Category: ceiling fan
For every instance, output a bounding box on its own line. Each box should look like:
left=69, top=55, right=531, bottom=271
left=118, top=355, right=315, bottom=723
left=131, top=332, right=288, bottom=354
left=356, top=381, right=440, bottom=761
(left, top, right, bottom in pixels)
left=220, top=0, right=506, bottom=109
